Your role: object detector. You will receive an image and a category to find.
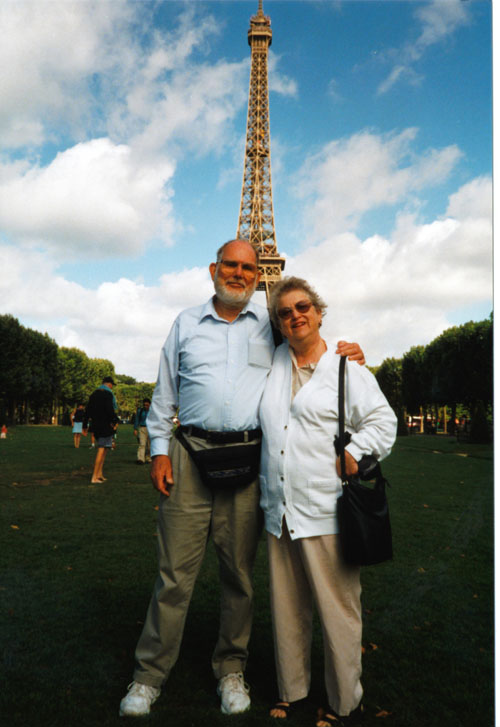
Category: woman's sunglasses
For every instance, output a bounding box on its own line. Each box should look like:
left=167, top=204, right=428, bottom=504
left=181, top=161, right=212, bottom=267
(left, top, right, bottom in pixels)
left=277, top=300, right=313, bottom=320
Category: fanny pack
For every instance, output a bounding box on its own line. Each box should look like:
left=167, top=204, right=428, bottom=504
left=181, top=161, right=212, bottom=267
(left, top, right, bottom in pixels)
left=175, top=428, right=261, bottom=489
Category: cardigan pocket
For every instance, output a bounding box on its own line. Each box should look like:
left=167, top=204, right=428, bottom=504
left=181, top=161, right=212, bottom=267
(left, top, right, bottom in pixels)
left=306, top=479, right=339, bottom=517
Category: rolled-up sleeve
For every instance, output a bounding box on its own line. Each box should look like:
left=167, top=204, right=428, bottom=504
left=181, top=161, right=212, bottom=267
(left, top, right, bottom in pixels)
left=344, top=360, right=398, bottom=464
left=147, top=321, right=180, bottom=457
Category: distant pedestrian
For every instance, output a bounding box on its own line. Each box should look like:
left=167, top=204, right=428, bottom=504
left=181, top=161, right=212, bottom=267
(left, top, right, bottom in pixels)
left=1, top=424, right=7, bottom=439
left=70, top=404, right=86, bottom=448
left=134, top=399, right=151, bottom=464
left=83, top=376, right=119, bottom=484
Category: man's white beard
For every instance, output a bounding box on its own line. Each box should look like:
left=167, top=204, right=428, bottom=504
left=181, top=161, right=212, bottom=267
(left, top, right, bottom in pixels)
left=214, top=277, right=257, bottom=307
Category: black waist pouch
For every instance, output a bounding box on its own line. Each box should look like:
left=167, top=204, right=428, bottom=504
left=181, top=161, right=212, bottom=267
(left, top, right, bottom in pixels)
left=175, top=429, right=261, bottom=489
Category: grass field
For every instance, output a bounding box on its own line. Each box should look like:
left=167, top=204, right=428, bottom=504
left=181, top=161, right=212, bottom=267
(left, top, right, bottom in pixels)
left=0, top=426, right=494, bottom=727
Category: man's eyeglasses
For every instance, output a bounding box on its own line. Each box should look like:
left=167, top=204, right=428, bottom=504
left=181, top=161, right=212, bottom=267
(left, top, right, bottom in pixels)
left=277, top=300, right=313, bottom=320
left=218, top=259, right=258, bottom=275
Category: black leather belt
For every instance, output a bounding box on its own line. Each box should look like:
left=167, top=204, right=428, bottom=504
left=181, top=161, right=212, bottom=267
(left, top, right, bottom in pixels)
left=179, top=425, right=262, bottom=444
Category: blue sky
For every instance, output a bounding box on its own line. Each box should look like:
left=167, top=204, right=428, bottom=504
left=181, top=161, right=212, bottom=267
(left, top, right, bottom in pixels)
left=0, top=0, right=492, bottom=381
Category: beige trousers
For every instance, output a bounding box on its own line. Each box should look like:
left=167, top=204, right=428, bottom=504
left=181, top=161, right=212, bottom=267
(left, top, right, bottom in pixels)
left=137, top=426, right=151, bottom=462
left=133, top=435, right=262, bottom=687
left=268, top=523, right=363, bottom=716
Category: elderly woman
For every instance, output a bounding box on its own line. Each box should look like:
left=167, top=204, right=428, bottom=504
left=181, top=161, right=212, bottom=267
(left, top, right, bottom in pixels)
left=259, top=277, right=397, bottom=727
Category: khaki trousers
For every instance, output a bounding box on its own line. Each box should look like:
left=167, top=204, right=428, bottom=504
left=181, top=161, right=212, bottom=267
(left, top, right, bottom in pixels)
left=133, top=435, right=262, bottom=687
left=137, top=426, right=151, bottom=462
left=268, top=523, right=363, bottom=716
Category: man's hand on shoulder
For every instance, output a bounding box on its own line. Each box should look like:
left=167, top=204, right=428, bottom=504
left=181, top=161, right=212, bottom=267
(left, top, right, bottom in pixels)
left=336, top=340, right=365, bottom=366
left=151, top=455, right=174, bottom=496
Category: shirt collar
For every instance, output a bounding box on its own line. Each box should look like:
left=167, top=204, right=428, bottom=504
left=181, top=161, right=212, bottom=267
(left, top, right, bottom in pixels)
left=199, top=296, right=265, bottom=323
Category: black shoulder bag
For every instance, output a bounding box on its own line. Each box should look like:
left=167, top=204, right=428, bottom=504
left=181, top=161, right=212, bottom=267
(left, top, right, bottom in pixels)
left=335, top=356, right=393, bottom=566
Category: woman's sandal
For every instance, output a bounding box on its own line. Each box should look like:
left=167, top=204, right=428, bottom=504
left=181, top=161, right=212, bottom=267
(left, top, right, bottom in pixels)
left=316, top=710, right=340, bottom=727
left=270, top=701, right=293, bottom=719
left=316, top=704, right=364, bottom=727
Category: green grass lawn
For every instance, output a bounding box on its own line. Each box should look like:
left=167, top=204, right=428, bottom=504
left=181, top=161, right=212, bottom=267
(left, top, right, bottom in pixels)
left=0, top=427, right=494, bottom=726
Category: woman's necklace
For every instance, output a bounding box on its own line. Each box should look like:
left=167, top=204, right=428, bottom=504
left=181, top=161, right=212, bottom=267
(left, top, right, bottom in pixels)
left=295, top=338, right=327, bottom=367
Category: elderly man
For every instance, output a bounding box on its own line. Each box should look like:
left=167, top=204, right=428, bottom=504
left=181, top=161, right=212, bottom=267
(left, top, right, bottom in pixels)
left=119, top=240, right=364, bottom=718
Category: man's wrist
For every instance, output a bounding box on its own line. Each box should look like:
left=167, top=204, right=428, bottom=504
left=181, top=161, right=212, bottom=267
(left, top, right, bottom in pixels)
left=150, top=437, right=170, bottom=457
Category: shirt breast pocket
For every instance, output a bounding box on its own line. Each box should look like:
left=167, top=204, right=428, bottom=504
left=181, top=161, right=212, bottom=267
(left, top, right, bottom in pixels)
left=248, top=339, right=273, bottom=369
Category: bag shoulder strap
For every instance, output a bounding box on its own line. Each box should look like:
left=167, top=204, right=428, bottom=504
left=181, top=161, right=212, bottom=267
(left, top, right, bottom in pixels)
left=175, top=427, right=197, bottom=457
left=338, top=355, right=347, bottom=482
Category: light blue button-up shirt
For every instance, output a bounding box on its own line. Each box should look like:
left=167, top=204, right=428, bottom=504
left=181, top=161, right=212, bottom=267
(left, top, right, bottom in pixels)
left=147, top=297, right=275, bottom=457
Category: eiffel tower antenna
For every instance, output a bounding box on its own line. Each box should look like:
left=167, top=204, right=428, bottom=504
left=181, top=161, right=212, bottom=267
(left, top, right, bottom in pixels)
left=237, top=0, right=285, bottom=301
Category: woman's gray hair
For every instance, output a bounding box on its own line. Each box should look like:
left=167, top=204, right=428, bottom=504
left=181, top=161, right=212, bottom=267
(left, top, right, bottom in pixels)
left=268, top=276, right=327, bottom=329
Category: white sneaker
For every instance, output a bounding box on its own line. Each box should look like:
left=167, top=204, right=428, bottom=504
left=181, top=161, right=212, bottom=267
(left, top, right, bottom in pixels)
left=119, top=681, right=161, bottom=717
left=217, top=672, right=251, bottom=715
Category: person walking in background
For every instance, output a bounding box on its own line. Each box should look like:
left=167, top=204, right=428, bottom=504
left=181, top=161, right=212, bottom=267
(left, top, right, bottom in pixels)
left=83, top=376, right=119, bottom=484
left=1, top=424, right=7, bottom=439
left=70, top=403, right=86, bottom=448
left=134, top=398, right=151, bottom=464
left=119, top=239, right=365, bottom=719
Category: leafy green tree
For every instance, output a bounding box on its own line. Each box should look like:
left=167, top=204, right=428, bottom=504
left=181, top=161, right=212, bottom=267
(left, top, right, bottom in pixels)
left=469, top=400, right=491, bottom=443
left=402, top=346, right=428, bottom=414
left=24, top=329, right=59, bottom=423
left=58, top=348, right=93, bottom=408
left=88, top=358, right=116, bottom=392
left=115, top=382, right=155, bottom=422
left=424, top=317, right=492, bottom=432
left=0, top=315, right=31, bottom=422
left=116, top=374, right=137, bottom=385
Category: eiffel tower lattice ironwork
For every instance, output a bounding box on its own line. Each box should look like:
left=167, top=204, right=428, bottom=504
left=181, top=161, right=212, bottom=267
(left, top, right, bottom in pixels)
left=237, top=0, right=285, bottom=300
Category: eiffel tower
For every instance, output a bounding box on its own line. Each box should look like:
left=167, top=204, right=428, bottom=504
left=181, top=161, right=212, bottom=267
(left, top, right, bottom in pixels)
left=237, top=0, right=285, bottom=300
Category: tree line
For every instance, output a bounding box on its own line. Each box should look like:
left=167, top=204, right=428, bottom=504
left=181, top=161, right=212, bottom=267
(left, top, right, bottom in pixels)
left=373, top=315, right=493, bottom=443
left=0, top=312, right=493, bottom=440
left=0, top=315, right=154, bottom=425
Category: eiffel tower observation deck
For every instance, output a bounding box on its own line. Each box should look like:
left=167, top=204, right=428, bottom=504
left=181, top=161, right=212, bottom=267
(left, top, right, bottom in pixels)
left=237, top=0, right=285, bottom=300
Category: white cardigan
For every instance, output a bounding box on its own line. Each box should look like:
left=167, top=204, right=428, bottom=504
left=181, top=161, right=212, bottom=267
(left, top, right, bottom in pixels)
left=259, top=342, right=397, bottom=540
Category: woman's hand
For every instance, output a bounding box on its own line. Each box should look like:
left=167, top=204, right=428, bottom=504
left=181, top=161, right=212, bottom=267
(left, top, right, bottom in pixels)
left=336, top=450, right=358, bottom=478
left=336, top=340, right=365, bottom=365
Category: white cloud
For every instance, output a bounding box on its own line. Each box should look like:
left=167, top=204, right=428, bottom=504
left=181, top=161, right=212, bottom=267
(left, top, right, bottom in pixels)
left=129, top=60, right=250, bottom=159
left=0, top=242, right=214, bottom=381
left=52, top=266, right=215, bottom=381
left=0, top=172, right=491, bottom=378
left=377, top=0, right=470, bottom=94
left=414, top=0, right=470, bottom=53
left=285, top=174, right=491, bottom=364
left=0, top=1, right=253, bottom=159
left=268, top=53, right=298, bottom=97
left=326, top=78, right=343, bottom=103
left=0, top=138, right=176, bottom=256
left=377, top=64, right=423, bottom=96
left=0, top=1, right=137, bottom=148
left=0, top=244, right=83, bottom=318
left=295, top=128, right=462, bottom=239
left=446, top=175, right=492, bottom=220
